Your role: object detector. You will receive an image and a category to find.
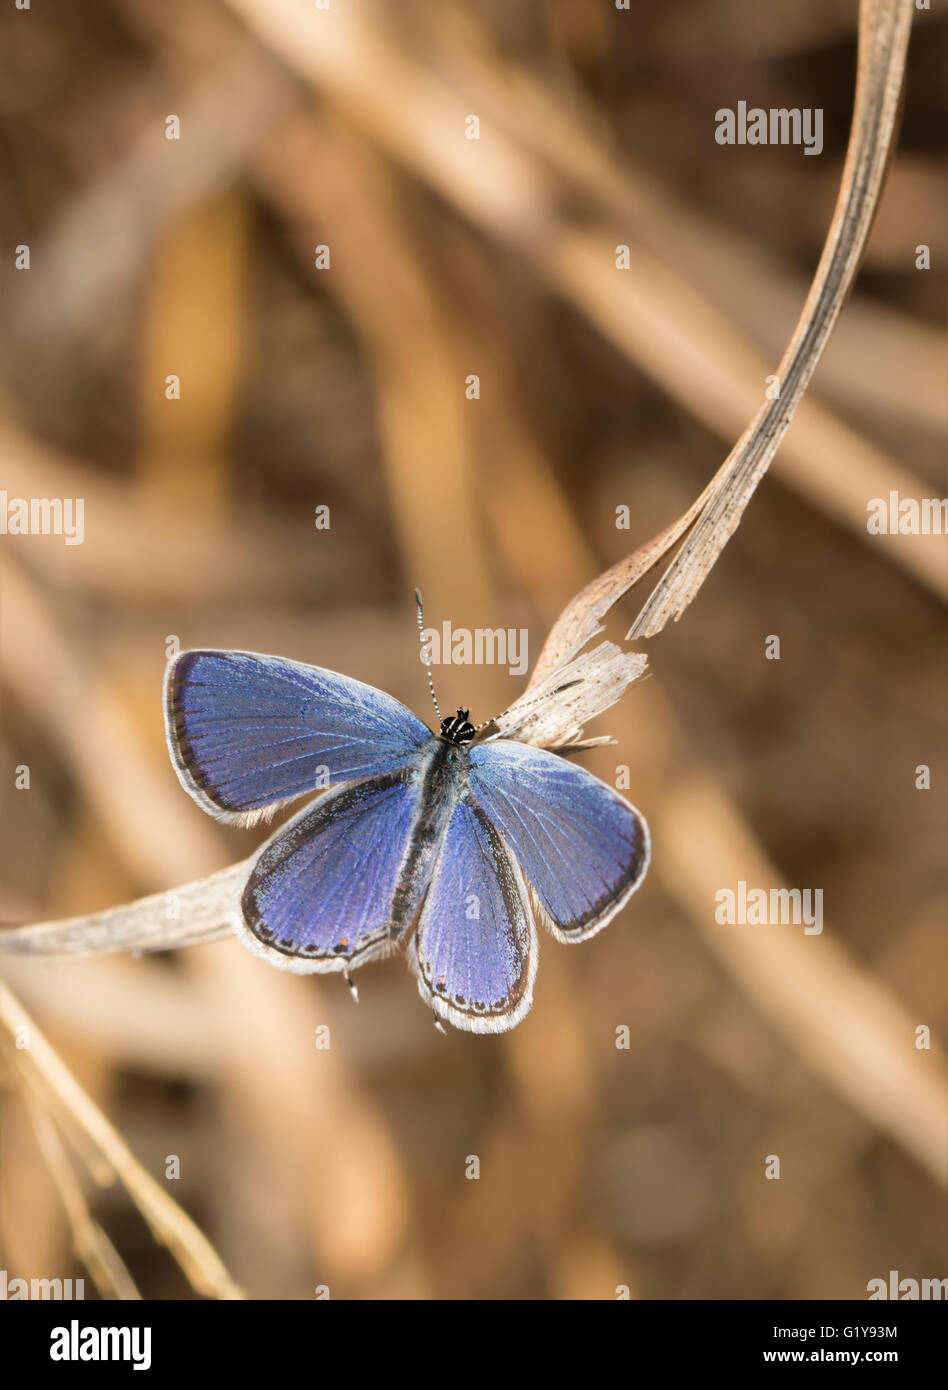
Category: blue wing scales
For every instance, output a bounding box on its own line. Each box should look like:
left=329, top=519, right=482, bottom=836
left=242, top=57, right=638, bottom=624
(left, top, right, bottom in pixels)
left=238, top=769, right=430, bottom=971
left=409, top=797, right=536, bottom=1033
left=468, top=739, right=649, bottom=942
left=165, top=649, right=430, bottom=823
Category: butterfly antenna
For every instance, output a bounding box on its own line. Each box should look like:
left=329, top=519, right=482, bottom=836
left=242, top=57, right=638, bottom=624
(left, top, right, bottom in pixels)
left=472, top=678, right=582, bottom=734
left=415, top=589, right=443, bottom=723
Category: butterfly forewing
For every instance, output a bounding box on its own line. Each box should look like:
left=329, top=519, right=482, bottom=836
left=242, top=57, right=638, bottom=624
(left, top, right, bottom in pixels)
left=165, top=650, right=430, bottom=823
left=469, top=739, right=650, bottom=941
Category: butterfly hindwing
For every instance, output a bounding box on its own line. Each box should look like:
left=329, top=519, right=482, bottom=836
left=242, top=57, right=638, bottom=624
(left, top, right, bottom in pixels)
left=468, top=739, right=649, bottom=942
left=409, top=796, right=537, bottom=1033
left=238, top=769, right=434, bottom=972
left=165, top=649, right=430, bottom=824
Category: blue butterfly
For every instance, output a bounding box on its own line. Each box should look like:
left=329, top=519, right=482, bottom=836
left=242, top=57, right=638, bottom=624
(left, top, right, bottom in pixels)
left=163, top=614, right=650, bottom=1033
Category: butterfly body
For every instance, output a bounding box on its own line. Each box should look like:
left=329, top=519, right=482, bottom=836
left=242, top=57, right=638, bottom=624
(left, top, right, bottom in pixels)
left=165, top=648, right=650, bottom=1032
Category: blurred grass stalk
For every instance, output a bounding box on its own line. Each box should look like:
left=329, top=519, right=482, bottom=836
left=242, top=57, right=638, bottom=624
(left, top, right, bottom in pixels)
left=0, top=982, right=245, bottom=1299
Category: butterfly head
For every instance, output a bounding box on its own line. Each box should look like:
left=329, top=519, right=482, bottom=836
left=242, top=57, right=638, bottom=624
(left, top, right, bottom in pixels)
left=440, top=708, right=476, bottom=746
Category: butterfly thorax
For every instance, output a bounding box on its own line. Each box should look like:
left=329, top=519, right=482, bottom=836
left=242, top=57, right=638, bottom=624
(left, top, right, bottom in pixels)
left=439, top=708, right=475, bottom=746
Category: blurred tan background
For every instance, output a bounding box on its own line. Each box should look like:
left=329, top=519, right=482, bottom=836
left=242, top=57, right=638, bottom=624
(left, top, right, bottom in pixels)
left=0, top=0, right=945, bottom=1299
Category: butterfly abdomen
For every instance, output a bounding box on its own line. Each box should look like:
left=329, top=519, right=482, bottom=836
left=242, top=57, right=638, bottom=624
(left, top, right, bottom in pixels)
left=388, top=736, right=469, bottom=929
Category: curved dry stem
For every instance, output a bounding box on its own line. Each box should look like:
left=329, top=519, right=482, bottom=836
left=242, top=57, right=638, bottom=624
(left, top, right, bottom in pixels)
left=531, top=0, right=916, bottom=671
left=627, top=0, right=915, bottom=638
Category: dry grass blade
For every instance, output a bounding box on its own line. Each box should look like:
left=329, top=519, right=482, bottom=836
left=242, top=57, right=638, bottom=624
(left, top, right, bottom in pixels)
left=0, top=980, right=245, bottom=1299
left=20, top=1096, right=142, bottom=1300
left=529, top=495, right=713, bottom=686
left=0, top=865, right=244, bottom=957
left=628, top=0, right=915, bottom=638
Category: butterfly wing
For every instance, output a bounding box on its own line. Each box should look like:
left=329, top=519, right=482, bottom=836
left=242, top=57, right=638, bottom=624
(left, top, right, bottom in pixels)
left=165, top=649, right=431, bottom=824
left=238, top=767, right=435, bottom=972
left=468, top=739, right=649, bottom=942
left=409, top=797, right=537, bottom=1033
